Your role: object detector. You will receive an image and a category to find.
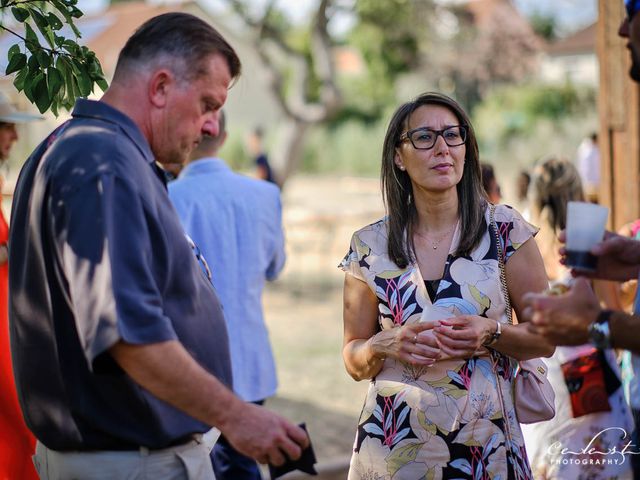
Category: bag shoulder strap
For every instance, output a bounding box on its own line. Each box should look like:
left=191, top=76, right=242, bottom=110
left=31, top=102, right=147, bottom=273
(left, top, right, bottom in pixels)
left=490, top=204, right=513, bottom=325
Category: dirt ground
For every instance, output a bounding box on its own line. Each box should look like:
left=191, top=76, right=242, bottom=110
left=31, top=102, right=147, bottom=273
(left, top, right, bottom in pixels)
left=260, top=174, right=383, bottom=462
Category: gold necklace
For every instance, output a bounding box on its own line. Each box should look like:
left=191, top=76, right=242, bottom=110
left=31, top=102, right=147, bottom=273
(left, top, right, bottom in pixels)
left=415, top=226, right=454, bottom=250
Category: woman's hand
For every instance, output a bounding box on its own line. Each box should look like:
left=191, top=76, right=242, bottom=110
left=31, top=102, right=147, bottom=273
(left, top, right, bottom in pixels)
left=370, top=321, right=441, bottom=366
left=433, top=316, right=494, bottom=359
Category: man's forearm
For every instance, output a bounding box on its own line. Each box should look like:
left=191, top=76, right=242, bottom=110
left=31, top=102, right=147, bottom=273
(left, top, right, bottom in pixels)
left=110, top=340, right=242, bottom=432
left=610, top=311, right=640, bottom=354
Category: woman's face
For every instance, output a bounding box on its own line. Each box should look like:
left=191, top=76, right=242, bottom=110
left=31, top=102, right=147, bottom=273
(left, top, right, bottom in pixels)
left=394, top=104, right=466, bottom=193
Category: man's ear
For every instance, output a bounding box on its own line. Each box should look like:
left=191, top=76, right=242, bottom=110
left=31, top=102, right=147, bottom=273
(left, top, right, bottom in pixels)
left=148, top=69, right=173, bottom=108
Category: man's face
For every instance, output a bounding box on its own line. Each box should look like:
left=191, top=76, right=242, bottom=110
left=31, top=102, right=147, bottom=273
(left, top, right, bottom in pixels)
left=621, top=1, right=640, bottom=82
left=152, top=53, right=232, bottom=166
left=0, top=123, right=18, bottom=161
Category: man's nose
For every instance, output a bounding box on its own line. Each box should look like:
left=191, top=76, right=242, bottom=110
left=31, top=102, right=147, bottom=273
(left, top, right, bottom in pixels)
left=619, top=17, right=630, bottom=38
left=202, top=113, right=220, bottom=138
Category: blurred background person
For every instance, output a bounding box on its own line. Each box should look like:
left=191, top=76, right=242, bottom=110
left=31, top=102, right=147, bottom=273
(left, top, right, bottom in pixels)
left=524, top=156, right=632, bottom=480
left=0, top=92, right=41, bottom=480
left=247, top=126, right=277, bottom=186
left=169, top=111, right=286, bottom=480
left=340, top=92, right=551, bottom=480
left=574, top=132, right=600, bottom=203
left=481, top=161, right=502, bottom=203
left=515, top=169, right=532, bottom=221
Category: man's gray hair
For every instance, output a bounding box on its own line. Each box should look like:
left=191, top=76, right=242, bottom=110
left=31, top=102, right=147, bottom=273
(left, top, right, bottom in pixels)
left=113, top=12, right=241, bottom=83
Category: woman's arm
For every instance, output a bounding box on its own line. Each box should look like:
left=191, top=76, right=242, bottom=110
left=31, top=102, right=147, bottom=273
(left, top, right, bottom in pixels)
left=342, top=274, right=440, bottom=381
left=498, top=237, right=555, bottom=359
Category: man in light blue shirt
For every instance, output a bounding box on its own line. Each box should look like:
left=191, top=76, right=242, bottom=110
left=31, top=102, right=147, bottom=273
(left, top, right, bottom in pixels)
left=169, top=111, right=285, bottom=480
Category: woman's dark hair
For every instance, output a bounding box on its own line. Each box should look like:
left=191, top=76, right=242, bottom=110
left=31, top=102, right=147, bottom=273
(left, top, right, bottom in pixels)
left=381, top=92, right=486, bottom=268
left=114, top=12, right=241, bottom=83
left=533, top=156, right=584, bottom=233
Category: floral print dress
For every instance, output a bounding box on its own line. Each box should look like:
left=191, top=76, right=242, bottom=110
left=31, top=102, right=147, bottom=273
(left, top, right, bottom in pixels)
left=339, top=204, right=537, bottom=480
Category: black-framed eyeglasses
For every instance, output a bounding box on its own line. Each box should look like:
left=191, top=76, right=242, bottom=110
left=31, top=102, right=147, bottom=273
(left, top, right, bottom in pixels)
left=626, top=0, right=640, bottom=20
left=399, top=125, right=468, bottom=150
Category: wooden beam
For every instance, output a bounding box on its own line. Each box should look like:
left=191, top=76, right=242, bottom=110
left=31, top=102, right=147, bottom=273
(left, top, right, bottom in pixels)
left=598, top=0, right=640, bottom=229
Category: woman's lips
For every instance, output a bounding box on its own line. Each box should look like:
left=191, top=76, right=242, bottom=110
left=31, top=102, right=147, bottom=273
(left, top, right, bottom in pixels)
left=432, top=163, right=453, bottom=172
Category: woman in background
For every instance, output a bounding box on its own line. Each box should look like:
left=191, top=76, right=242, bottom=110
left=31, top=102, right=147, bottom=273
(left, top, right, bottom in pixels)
left=0, top=110, right=39, bottom=479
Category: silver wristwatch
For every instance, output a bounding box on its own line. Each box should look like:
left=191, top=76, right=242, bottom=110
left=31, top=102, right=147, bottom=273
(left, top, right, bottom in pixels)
left=588, top=310, right=613, bottom=349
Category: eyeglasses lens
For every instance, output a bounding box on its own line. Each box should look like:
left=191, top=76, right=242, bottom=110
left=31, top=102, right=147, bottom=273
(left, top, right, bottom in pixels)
left=409, top=126, right=467, bottom=150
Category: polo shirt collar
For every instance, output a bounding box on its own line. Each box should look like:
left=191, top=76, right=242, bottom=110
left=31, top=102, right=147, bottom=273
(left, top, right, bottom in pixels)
left=72, top=99, right=155, bottom=164
left=179, top=157, right=230, bottom=178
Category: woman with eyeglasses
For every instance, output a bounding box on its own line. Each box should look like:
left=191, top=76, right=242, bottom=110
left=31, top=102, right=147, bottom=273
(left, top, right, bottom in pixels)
left=339, top=92, right=553, bottom=479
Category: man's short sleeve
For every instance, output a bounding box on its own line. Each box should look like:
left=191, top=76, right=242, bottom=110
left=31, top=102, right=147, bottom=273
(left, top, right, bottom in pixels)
left=52, top=172, right=177, bottom=369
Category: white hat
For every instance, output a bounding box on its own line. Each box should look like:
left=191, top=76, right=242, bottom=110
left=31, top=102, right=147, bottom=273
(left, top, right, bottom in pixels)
left=0, top=92, right=43, bottom=123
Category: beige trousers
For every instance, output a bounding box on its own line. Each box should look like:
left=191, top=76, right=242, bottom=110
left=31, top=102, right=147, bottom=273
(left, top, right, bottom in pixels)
left=33, top=429, right=221, bottom=480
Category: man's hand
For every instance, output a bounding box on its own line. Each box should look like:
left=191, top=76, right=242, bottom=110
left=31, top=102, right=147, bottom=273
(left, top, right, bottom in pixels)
left=559, top=230, right=640, bottom=281
left=523, top=278, right=600, bottom=346
left=220, top=403, right=309, bottom=466
left=109, top=340, right=308, bottom=466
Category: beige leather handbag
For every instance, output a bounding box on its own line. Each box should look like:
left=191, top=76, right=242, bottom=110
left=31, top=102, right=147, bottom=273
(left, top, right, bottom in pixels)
left=490, top=204, right=556, bottom=424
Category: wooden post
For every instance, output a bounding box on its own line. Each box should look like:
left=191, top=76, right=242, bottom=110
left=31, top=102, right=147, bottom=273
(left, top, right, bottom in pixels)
left=598, top=0, right=640, bottom=229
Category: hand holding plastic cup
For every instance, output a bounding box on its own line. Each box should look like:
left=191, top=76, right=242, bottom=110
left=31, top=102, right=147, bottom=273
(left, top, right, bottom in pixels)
left=565, top=201, right=609, bottom=272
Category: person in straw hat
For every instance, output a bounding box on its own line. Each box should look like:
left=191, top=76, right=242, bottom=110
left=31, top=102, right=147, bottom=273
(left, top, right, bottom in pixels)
left=0, top=91, right=42, bottom=479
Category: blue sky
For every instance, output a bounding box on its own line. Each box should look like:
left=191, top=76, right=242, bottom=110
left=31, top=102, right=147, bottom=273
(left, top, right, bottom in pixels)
left=513, top=0, right=597, bottom=34
left=78, top=0, right=599, bottom=36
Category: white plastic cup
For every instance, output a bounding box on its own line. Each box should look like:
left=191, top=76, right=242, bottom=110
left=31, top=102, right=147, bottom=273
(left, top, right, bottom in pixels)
left=565, top=201, right=609, bottom=271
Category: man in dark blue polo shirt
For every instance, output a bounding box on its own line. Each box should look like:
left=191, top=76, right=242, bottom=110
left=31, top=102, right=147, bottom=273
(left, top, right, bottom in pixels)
left=8, top=12, right=307, bottom=479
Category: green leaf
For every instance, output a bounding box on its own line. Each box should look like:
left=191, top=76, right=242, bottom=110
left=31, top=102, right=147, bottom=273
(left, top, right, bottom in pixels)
left=33, top=73, right=52, bottom=113
left=11, top=6, right=29, bottom=23
left=23, top=73, right=40, bottom=103
left=24, top=23, right=39, bottom=52
left=36, top=50, right=52, bottom=68
left=74, top=61, right=92, bottom=96
left=47, top=67, right=64, bottom=98
left=27, top=54, right=40, bottom=72
left=47, top=13, right=64, bottom=31
left=8, top=44, right=20, bottom=59
left=96, top=77, right=108, bottom=92
left=13, top=67, right=28, bottom=92
left=30, top=9, right=48, bottom=30
left=51, top=0, right=81, bottom=37
left=31, top=9, right=55, bottom=48
left=71, top=75, right=81, bottom=99
left=70, top=7, right=83, bottom=19
left=62, top=40, right=79, bottom=56
left=5, top=52, right=26, bottom=75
